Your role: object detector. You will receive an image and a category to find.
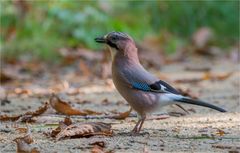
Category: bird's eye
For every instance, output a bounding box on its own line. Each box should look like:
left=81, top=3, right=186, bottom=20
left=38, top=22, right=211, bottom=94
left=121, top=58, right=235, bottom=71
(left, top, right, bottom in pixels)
left=111, top=36, right=118, bottom=41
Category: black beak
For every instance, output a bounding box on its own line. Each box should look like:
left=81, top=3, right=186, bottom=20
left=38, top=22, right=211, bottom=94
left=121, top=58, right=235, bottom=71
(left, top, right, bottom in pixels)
left=95, top=37, right=106, bottom=43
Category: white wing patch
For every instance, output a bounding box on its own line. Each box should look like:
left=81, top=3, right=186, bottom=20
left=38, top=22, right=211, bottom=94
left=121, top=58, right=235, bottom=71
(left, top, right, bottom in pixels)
left=160, top=93, right=184, bottom=102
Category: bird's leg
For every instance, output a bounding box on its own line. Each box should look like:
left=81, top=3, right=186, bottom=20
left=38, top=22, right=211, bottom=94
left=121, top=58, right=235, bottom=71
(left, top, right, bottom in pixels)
left=137, top=115, right=146, bottom=132
left=132, top=119, right=142, bottom=133
left=131, top=114, right=146, bottom=133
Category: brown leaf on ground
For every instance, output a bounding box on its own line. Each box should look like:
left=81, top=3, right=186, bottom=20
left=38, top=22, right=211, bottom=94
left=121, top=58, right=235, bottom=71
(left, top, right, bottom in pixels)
left=14, top=88, right=32, bottom=95
left=212, top=144, right=240, bottom=150
left=112, top=108, right=132, bottom=120
left=83, top=109, right=102, bottom=115
left=49, top=94, right=102, bottom=116
left=46, top=116, right=73, bottom=138
left=62, top=116, right=73, bottom=126
left=229, top=150, right=240, bottom=153
left=15, top=128, right=33, bottom=144
left=0, top=102, right=49, bottom=122
left=215, top=129, right=225, bottom=136
left=16, top=127, right=28, bottom=134
left=174, top=72, right=233, bottom=84
left=17, top=115, right=36, bottom=123
left=25, top=102, right=49, bottom=116
left=56, top=122, right=112, bottom=140
left=90, top=141, right=113, bottom=153
left=90, top=144, right=112, bottom=153
left=50, top=94, right=87, bottom=115
left=203, top=72, right=233, bottom=81
left=14, top=129, right=40, bottom=153
left=0, top=71, right=13, bottom=83
left=91, top=145, right=105, bottom=153
left=90, top=141, right=105, bottom=148
left=0, top=114, right=21, bottom=122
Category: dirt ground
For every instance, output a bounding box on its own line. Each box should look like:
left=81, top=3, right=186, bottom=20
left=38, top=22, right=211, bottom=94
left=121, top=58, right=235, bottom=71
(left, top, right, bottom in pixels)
left=0, top=58, right=240, bottom=153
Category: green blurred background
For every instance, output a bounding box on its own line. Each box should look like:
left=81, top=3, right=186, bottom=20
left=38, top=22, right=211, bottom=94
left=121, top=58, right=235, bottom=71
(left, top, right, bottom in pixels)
left=0, top=0, right=239, bottom=61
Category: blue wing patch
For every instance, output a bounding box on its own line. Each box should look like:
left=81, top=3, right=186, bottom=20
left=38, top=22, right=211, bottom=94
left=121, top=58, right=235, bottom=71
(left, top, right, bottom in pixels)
left=131, top=80, right=180, bottom=94
left=131, top=82, right=151, bottom=91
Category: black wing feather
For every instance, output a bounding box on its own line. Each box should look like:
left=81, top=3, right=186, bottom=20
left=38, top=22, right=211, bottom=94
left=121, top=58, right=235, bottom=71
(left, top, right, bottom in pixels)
left=149, top=80, right=180, bottom=94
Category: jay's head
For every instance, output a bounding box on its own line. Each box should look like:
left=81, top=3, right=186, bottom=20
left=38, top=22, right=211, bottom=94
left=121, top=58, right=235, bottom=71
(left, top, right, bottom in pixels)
left=95, top=32, right=135, bottom=52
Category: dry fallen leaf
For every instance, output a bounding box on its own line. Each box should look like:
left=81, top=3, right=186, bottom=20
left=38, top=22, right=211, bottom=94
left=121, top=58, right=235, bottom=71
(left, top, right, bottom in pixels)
left=14, top=129, right=40, bottom=153
left=0, top=114, right=21, bottom=122
left=25, top=102, right=49, bottom=117
left=50, top=95, right=87, bottom=115
left=91, top=145, right=105, bottom=153
left=203, top=72, right=233, bottom=81
left=215, top=129, right=225, bottom=136
left=90, top=142, right=112, bottom=153
left=212, top=144, right=240, bottom=150
left=0, top=102, right=49, bottom=122
left=90, top=141, right=105, bottom=148
left=62, top=116, right=73, bottom=126
left=0, top=71, right=13, bottom=83
left=15, top=128, right=33, bottom=144
left=83, top=109, right=102, bottom=115
left=50, top=94, right=101, bottom=116
left=14, top=88, right=32, bottom=95
left=174, top=72, right=233, bottom=84
left=16, top=127, right=28, bottom=134
left=112, top=108, right=132, bottom=120
left=56, top=122, right=112, bottom=140
left=46, top=116, right=73, bottom=138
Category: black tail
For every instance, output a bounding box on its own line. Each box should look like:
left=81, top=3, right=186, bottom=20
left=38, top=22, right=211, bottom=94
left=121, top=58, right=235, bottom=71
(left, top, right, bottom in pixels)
left=175, top=97, right=227, bottom=112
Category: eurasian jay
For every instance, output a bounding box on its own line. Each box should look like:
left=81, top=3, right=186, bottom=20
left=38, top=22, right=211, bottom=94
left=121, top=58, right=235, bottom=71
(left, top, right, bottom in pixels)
left=95, top=32, right=226, bottom=133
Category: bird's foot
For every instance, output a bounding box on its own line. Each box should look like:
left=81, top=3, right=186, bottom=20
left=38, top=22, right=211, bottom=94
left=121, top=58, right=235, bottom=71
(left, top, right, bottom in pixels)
left=129, top=130, right=149, bottom=136
left=130, top=128, right=139, bottom=135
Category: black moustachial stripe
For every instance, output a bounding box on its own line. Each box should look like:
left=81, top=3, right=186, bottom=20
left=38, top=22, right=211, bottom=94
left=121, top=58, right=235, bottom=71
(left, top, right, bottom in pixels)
left=107, top=40, right=119, bottom=50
